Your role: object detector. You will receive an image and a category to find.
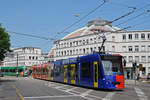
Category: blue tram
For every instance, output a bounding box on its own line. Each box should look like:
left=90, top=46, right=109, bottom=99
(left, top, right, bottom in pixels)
left=33, top=53, right=125, bottom=90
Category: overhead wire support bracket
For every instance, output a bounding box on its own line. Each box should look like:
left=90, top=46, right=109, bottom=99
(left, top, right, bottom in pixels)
left=98, top=33, right=107, bottom=53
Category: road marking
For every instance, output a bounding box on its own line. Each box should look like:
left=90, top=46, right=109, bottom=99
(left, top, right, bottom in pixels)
left=102, top=92, right=116, bottom=100
left=135, top=87, right=148, bottom=100
left=24, top=95, right=79, bottom=99
left=11, top=85, right=25, bottom=100
left=80, top=90, right=93, bottom=97
left=55, top=85, right=65, bottom=89
left=65, top=87, right=78, bottom=92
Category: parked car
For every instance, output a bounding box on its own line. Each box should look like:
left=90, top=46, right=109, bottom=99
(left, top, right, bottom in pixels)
left=0, top=72, right=4, bottom=77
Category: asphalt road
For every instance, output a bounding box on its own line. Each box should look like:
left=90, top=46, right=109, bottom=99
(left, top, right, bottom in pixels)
left=0, top=76, right=150, bottom=100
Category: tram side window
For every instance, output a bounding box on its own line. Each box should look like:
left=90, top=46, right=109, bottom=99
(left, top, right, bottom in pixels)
left=10, top=69, right=12, bottom=72
left=98, top=62, right=103, bottom=79
left=18, top=69, right=23, bottom=72
left=68, top=65, right=71, bottom=77
left=12, top=69, right=16, bottom=72
left=55, top=66, right=60, bottom=76
left=81, top=62, right=91, bottom=78
left=5, top=69, right=8, bottom=72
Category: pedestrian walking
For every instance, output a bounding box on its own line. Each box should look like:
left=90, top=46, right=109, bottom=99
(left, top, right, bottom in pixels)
left=16, top=71, right=19, bottom=77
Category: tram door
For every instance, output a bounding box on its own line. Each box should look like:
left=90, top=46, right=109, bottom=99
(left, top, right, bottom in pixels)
left=94, top=61, right=98, bottom=88
left=71, top=64, right=76, bottom=84
left=64, top=65, right=68, bottom=83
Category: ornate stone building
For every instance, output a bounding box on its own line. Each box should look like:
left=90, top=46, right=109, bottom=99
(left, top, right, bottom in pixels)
left=49, top=18, right=150, bottom=79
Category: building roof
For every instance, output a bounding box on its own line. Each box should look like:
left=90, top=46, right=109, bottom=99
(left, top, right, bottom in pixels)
left=13, top=47, right=41, bottom=50
left=48, top=49, right=54, bottom=56
left=62, top=18, right=120, bottom=40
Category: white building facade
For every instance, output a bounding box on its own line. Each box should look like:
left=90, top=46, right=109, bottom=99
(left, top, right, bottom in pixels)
left=2, top=47, right=47, bottom=67
left=50, top=18, right=150, bottom=79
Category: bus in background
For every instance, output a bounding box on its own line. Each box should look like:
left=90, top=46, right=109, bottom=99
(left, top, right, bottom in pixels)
left=0, top=66, right=29, bottom=77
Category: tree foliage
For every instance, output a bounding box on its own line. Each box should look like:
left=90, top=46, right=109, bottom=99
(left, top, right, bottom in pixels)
left=0, top=24, right=11, bottom=61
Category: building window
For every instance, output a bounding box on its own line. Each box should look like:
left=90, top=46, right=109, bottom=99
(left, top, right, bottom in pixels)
left=64, top=51, right=66, bottom=55
left=148, top=33, right=150, bottom=40
left=135, top=34, right=139, bottom=40
left=67, top=50, right=69, bottom=55
left=148, top=56, right=150, bottom=62
left=61, top=51, right=63, bottom=56
left=141, top=56, right=146, bottom=62
left=94, top=38, right=97, bottom=43
left=148, top=45, right=150, bottom=52
left=129, top=56, right=133, bottom=62
left=135, top=46, right=139, bottom=52
left=70, top=42, right=72, bottom=47
left=112, top=36, right=115, bottom=41
left=76, top=49, right=78, bottom=54
left=135, top=56, right=139, bottom=62
left=122, top=46, right=126, bottom=52
left=128, top=46, right=132, bottom=52
left=122, top=34, right=126, bottom=40
left=128, top=34, right=132, bottom=40
left=90, top=47, right=93, bottom=53
left=112, top=46, right=115, bottom=52
left=141, top=33, right=145, bottom=40
left=83, top=40, right=85, bottom=45
left=83, top=48, right=85, bottom=54
left=70, top=50, right=72, bottom=55
left=29, top=56, right=31, bottom=60
left=141, top=45, right=146, bottom=52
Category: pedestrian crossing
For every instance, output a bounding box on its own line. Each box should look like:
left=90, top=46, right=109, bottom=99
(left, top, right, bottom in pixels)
left=1, top=77, right=150, bottom=100
left=43, top=81, right=150, bottom=100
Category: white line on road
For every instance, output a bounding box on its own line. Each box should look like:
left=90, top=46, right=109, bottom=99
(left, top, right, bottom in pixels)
left=65, top=87, right=78, bottom=92
left=55, top=85, right=65, bottom=89
left=102, top=92, right=116, bottom=100
left=135, top=87, right=148, bottom=100
left=24, top=95, right=79, bottom=99
left=80, top=90, right=93, bottom=97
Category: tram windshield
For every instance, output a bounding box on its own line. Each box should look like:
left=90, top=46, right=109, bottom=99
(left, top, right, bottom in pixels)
left=101, top=56, right=123, bottom=75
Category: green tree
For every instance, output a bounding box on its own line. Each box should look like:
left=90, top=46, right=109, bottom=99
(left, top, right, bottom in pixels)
left=0, top=24, right=11, bottom=61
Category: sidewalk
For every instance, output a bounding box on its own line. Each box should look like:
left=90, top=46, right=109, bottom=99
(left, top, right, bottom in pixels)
left=125, top=79, right=150, bottom=85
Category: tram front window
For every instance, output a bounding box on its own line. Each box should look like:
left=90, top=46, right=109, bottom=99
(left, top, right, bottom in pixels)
left=101, top=56, right=123, bottom=75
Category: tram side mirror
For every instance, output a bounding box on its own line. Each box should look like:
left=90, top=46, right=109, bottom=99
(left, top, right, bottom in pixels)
left=123, top=59, right=126, bottom=67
